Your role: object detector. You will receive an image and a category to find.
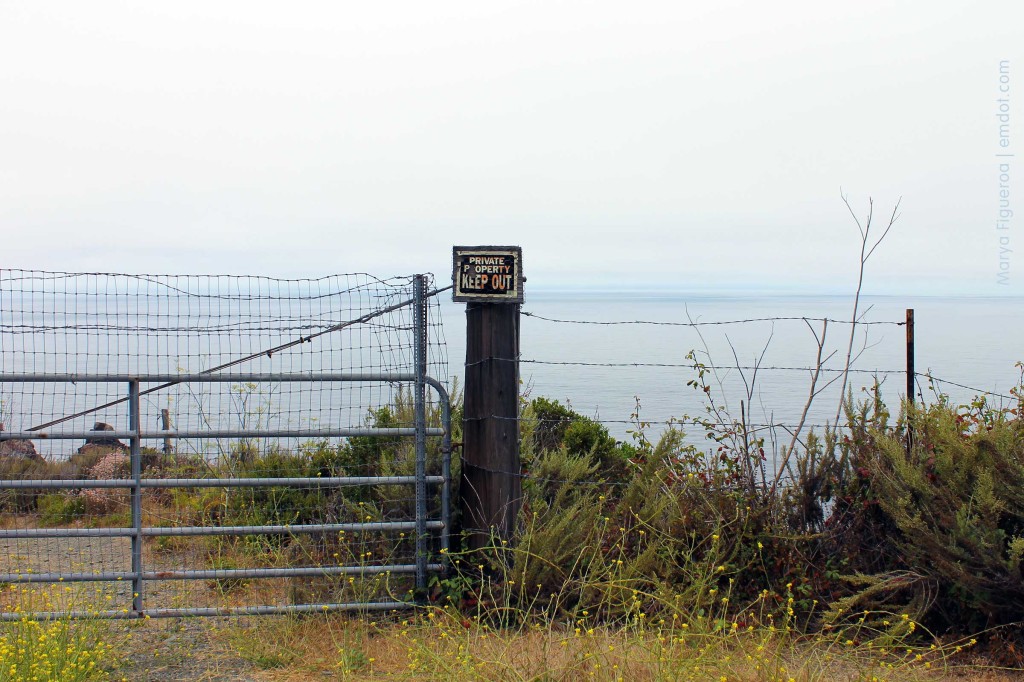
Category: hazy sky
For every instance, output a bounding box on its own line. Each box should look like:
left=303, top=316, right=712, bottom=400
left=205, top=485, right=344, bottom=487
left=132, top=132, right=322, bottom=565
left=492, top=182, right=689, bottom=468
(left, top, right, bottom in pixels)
left=2, top=2, right=1022, bottom=295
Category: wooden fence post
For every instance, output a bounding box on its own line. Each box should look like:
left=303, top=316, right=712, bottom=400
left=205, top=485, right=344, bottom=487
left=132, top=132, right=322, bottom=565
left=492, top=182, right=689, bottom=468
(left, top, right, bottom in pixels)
left=161, top=408, right=173, bottom=455
left=453, top=246, right=523, bottom=551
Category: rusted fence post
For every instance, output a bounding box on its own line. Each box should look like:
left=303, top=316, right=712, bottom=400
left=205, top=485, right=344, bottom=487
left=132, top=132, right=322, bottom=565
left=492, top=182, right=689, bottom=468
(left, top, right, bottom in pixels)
left=906, top=308, right=915, bottom=454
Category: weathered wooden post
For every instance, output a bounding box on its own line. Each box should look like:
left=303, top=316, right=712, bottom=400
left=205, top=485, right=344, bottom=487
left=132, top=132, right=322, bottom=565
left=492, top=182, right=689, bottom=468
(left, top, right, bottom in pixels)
left=161, top=408, right=173, bottom=455
left=454, top=246, right=523, bottom=551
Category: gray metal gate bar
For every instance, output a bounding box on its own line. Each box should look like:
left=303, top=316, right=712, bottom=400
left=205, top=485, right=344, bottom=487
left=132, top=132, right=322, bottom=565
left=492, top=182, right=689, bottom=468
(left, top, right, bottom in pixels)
left=129, top=379, right=144, bottom=615
left=1, top=562, right=445, bottom=585
left=0, top=475, right=444, bottom=490
left=1, top=601, right=417, bottom=622
left=1, top=428, right=443, bottom=440
left=413, top=274, right=428, bottom=592
left=425, top=378, right=453, bottom=557
left=0, top=372, right=422, bottom=383
left=0, top=520, right=443, bottom=540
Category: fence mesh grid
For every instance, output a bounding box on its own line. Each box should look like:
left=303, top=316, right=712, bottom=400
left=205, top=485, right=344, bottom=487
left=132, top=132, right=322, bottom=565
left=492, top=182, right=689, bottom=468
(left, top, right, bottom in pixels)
left=0, top=270, right=447, bottom=442
left=0, top=269, right=448, bottom=616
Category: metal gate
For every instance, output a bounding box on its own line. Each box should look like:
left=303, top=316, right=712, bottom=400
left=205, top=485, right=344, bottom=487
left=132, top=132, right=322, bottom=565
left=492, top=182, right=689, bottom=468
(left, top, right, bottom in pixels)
left=0, top=272, right=451, bottom=618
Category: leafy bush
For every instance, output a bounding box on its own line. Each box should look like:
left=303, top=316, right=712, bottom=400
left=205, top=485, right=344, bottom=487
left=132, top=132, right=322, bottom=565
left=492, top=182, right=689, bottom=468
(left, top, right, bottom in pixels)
left=832, top=393, right=1024, bottom=634
left=525, top=397, right=637, bottom=480
left=482, top=419, right=814, bottom=622
left=0, top=446, right=166, bottom=515
left=0, top=456, right=52, bottom=513
left=208, top=387, right=456, bottom=566
left=528, top=397, right=578, bottom=452
left=225, top=448, right=330, bottom=529
left=37, top=493, right=86, bottom=525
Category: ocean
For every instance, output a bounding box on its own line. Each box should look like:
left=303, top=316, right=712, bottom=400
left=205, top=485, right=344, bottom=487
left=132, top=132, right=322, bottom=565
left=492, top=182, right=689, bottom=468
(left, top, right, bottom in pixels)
left=3, top=274, right=1023, bottom=456
left=439, top=292, right=1024, bottom=443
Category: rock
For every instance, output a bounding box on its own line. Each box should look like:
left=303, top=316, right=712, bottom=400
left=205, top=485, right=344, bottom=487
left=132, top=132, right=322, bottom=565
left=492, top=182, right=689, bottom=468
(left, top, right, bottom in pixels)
left=0, top=422, right=41, bottom=460
left=78, top=422, right=127, bottom=454
left=0, top=436, right=40, bottom=460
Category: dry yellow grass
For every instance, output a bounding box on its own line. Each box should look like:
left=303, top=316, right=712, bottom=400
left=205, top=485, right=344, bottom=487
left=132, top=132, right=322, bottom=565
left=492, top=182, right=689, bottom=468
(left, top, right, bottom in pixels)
left=197, top=609, right=1024, bottom=682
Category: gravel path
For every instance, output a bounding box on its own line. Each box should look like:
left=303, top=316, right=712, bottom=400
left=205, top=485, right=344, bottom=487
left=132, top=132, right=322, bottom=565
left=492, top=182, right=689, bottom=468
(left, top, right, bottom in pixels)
left=1, top=532, right=261, bottom=680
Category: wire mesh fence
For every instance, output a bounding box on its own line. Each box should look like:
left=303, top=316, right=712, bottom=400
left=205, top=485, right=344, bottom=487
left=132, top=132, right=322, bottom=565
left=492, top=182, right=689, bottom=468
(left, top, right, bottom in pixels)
left=0, top=270, right=447, bottom=453
left=0, top=270, right=451, bottom=619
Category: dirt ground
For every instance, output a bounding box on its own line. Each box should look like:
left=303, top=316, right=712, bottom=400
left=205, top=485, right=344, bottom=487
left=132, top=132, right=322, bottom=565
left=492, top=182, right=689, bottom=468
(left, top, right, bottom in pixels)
left=0, top=533, right=257, bottom=680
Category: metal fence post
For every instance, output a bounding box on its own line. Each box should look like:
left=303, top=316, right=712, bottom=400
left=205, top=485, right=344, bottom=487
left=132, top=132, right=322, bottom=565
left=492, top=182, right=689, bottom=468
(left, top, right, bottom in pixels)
left=439, top=390, right=452, bottom=560
left=906, top=308, right=915, bottom=455
left=129, top=379, right=144, bottom=615
left=413, top=275, right=428, bottom=592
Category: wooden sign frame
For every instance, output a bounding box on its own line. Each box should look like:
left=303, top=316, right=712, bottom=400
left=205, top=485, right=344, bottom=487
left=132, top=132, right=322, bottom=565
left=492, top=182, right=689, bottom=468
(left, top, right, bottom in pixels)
left=452, top=246, right=523, bottom=303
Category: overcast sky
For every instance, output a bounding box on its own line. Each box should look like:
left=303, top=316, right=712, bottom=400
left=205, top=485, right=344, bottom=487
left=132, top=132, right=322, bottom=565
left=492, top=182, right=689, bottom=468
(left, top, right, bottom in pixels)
left=2, top=2, right=1022, bottom=295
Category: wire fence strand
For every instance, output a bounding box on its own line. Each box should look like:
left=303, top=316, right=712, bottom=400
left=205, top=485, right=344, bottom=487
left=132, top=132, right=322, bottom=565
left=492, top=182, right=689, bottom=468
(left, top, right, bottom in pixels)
left=522, top=311, right=907, bottom=327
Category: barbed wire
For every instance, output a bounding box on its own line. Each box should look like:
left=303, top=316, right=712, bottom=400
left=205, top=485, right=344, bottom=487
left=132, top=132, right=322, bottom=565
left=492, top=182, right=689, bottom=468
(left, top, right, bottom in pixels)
left=918, top=373, right=1018, bottom=402
left=468, top=356, right=905, bottom=374
left=466, top=354, right=1020, bottom=405
left=463, top=414, right=840, bottom=431
left=522, top=359, right=906, bottom=374
left=521, top=311, right=905, bottom=327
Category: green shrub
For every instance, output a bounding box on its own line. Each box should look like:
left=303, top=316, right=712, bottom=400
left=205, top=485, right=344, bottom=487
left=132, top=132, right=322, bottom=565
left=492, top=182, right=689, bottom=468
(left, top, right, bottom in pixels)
left=209, top=387, right=456, bottom=564
left=529, top=397, right=578, bottom=452
left=225, top=448, right=329, bottom=529
left=37, top=493, right=86, bottom=525
left=0, top=457, right=52, bottom=513
left=525, top=397, right=637, bottom=480
left=833, top=395, right=1024, bottom=633
left=493, top=425, right=793, bottom=621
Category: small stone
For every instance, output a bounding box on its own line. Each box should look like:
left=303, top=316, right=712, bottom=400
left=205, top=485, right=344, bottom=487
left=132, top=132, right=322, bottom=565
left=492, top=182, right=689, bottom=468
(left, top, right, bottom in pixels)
left=79, top=422, right=128, bottom=454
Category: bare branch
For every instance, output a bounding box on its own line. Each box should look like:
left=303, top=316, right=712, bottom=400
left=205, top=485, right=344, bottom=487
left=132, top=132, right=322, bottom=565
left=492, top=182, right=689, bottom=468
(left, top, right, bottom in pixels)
left=865, top=198, right=901, bottom=262
left=770, top=318, right=828, bottom=498
left=832, top=193, right=900, bottom=437
left=841, top=189, right=867, bottom=242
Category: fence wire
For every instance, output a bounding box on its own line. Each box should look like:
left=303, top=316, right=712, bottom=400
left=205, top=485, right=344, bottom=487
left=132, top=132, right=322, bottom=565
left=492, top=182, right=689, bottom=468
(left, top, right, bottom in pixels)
left=521, top=310, right=907, bottom=327
left=0, top=270, right=447, bottom=448
left=497, top=304, right=1023, bottom=498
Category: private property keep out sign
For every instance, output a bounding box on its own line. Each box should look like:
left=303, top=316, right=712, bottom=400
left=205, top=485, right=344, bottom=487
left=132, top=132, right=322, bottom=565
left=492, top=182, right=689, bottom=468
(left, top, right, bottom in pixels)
left=452, top=246, right=523, bottom=303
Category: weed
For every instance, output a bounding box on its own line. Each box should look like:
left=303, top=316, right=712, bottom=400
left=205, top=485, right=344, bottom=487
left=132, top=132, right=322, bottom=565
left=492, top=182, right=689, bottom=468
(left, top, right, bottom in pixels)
left=0, top=583, right=128, bottom=681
